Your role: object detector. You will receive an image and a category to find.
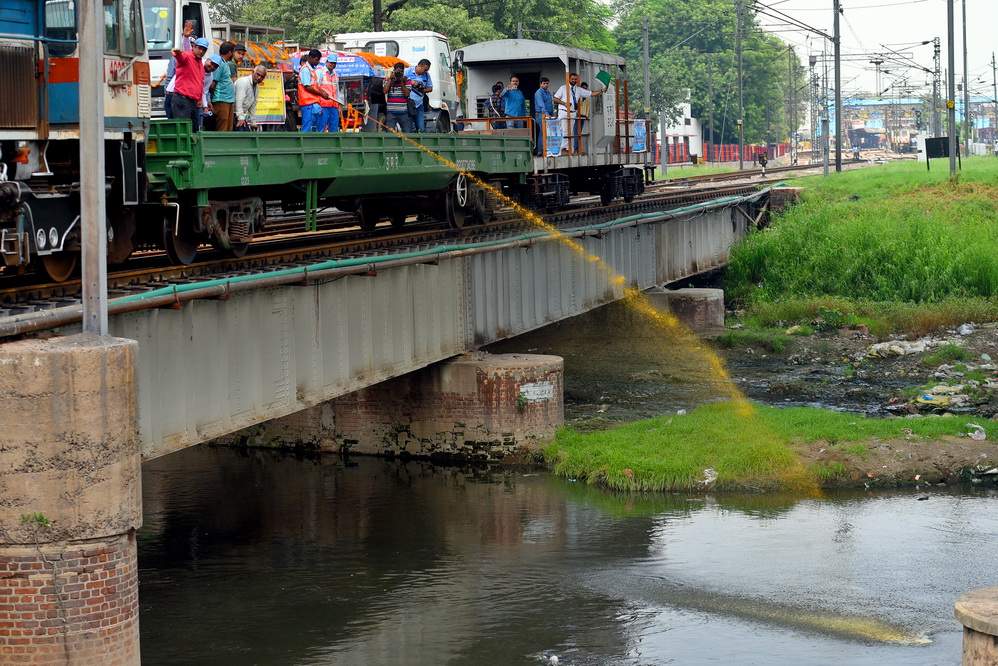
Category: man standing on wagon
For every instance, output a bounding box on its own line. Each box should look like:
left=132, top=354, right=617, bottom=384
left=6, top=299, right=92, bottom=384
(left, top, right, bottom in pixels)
left=317, top=53, right=341, bottom=132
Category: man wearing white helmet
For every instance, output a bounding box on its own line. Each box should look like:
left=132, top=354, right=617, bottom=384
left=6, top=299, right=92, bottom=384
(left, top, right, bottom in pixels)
left=317, top=53, right=341, bottom=132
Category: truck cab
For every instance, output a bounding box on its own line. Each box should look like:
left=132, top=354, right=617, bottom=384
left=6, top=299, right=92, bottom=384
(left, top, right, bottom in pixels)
left=142, top=0, right=212, bottom=116
left=332, top=31, right=458, bottom=132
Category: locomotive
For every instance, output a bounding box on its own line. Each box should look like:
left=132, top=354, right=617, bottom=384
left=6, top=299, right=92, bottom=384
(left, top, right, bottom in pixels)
left=0, top=0, right=151, bottom=281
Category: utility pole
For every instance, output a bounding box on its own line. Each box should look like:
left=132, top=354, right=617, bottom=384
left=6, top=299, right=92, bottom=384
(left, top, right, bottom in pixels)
left=992, top=52, right=998, bottom=154
left=788, top=47, right=796, bottom=164
left=517, top=22, right=523, bottom=39
left=833, top=0, right=842, bottom=171
left=79, top=0, right=108, bottom=334
left=962, top=0, right=970, bottom=154
left=810, top=55, right=818, bottom=164
left=933, top=37, right=942, bottom=136
left=372, top=0, right=383, bottom=30
left=707, top=57, right=715, bottom=163
left=823, top=42, right=830, bottom=176
left=947, top=0, right=957, bottom=177
left=642, top=15, right=651, bottom=119
left=736, top=0, right=745, bottom=170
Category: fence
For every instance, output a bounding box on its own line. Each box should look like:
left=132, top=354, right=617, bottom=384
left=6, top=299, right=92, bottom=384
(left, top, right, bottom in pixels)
left=660, top=142, right=790, bottom=164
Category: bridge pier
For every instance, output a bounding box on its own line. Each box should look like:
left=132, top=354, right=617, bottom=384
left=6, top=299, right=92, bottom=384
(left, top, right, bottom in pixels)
left=0, top=335, right=141, bottom=665
left=223, top=353, right=564, bottom=461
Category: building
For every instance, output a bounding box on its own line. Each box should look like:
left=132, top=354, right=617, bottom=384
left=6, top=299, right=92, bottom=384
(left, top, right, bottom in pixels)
left=660, top=90, right=703, bottom=161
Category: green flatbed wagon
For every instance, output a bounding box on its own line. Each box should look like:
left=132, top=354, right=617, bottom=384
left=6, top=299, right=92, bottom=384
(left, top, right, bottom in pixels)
left=144, top=121, right=535, bottom=262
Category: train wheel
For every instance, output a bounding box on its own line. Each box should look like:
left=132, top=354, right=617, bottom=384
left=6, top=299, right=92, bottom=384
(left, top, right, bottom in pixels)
left=355, top=202, right=379, bottom=233
left=228, top=242, right=249, bottom=259
left=39, top=253, right=77, bottom=283
left=446, top=177, right=469, bottom=229
left=162, top=216, right=198, bottom=265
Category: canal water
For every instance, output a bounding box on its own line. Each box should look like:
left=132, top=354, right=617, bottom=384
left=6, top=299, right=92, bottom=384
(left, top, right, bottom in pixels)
left=138, top=446, right=997, bottom=665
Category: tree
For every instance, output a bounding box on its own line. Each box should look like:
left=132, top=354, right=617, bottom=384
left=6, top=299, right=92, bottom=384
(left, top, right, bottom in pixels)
left=614, top=0, right=807, bottom=144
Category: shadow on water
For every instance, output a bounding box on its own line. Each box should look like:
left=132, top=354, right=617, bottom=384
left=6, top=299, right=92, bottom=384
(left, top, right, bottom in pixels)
left=136, top=448, right=997, bottom=664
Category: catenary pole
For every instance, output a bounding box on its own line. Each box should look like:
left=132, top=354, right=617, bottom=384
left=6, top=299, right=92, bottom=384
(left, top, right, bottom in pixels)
left=79, top=0, right=108, bottom=334
left=992, top=52, right=998, bottom=154
left=372, top=0, right=382, bottom=30
left=736, top=0, right=744, bottom=170
left=933, top=37, right=941, bottom=136
left=947, top=0, right=957, bottom=177
left=833, top=0, right=842, bottom=172
left=642, top=15, right=651, bottom=119
left=961, top=0, right=970, bottom=153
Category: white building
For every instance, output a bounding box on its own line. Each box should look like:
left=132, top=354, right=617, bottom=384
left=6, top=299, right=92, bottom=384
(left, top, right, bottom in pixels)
left=660, top=91, right=703, bottom=161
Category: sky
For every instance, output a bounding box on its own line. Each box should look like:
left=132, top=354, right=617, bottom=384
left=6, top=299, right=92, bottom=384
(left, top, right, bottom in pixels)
left=754, top=0, right=998, bottom=99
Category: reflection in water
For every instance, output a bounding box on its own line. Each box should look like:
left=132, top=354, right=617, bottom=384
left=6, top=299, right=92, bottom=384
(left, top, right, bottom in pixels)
left=139, top=447, right=998, bottom=665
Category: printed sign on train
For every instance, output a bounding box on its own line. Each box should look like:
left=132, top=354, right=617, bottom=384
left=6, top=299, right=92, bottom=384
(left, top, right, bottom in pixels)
left=545, top=119, right=563, bottom=156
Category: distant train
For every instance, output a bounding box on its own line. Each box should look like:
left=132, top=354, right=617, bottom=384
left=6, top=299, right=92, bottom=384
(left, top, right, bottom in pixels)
left=0, top=14, right=653, bottom=280
left=0, top=0, right=151, bottom=281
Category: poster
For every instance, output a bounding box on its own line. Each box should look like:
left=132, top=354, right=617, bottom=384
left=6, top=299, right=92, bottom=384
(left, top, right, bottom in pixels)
left=600, top=74, right=616, bottom=139
left=632, top=119, right=647, bottom=153
left=237, top=68, right=286, bottom=124
left=545, top=118, right=563, bottom=156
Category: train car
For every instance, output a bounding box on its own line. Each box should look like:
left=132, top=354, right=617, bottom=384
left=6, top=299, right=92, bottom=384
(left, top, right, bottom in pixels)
left=0, top=0, right=151, bottom=281
left=144, top=120, right=534, bottom=264
left=456, top=39, right=652, bottom=207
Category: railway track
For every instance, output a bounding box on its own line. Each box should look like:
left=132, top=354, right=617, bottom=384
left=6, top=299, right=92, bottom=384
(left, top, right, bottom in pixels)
left=659, top=158, right=866, bottom=185
left=0, top=182, right=771, bottom=313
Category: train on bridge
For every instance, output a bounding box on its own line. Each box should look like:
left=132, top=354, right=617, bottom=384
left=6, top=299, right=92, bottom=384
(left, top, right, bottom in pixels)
left=0, top=0, right=653, bottom=280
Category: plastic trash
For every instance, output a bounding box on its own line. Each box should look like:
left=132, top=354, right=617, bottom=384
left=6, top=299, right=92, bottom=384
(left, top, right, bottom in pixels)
left=958, top=323, right=975, bottom=336
left=966, top=424, right=987, bottom=441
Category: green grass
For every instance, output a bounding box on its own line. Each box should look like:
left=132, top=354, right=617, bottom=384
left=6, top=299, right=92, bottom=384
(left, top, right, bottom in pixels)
left=921, top=343, right=972, bottom=367
left=715, top=328, right=790, bottom=353
left=545, top=402, right=998, bottom=492
left=811, top=461, right=848, bottom=482
left=657, top=163, right=738, bottom=180
left=726, top=158, right=998, bottom=334
left=743, top=295, right=998, bottom=338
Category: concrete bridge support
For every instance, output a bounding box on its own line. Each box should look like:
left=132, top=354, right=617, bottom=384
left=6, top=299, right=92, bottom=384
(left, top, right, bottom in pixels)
left=0, top=335, right=141, bottom=665
left=223, top=353, right=564, bottom=461
left=956, top=587, right=998, bottom=665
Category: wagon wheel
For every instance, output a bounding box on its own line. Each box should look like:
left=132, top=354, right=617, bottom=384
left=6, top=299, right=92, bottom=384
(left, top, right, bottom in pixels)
left=444, top=179, right=468, bottom=230
left=455, top=173, right=469, bottom=208
left=389, top=212, right=407, bottom=229
left=355, top=201, right=381, bottom=233
left=39, top=253, right=77, bottom=283
left=162, top=214, right=198, bottom=265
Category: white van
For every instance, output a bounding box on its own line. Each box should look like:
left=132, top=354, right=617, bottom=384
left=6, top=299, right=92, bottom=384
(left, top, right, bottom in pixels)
left=332, top=31, right=459, bottom=131
left=142, top=0, right=214, bottom=116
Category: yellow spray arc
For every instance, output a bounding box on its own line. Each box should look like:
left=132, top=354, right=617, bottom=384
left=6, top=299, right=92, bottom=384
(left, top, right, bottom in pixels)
left=376, top=122, right=753, bottom=415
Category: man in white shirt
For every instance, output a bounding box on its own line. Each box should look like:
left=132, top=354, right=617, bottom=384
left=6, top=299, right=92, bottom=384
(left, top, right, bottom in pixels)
left=553, top=72, right=603, bottom=153
left=235, top=66, right=268, bottom=130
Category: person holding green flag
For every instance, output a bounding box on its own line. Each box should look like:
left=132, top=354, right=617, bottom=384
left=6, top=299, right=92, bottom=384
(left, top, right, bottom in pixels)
left=553, top=72, right=603, bottom=153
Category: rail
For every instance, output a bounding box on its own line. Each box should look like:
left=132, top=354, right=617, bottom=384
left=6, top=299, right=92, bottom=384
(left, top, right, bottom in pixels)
left=0, top=187, right=773, bottom=338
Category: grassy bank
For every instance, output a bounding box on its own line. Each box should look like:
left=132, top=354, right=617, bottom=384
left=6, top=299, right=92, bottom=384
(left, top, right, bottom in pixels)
left=657, top=163, right=738, bottom=180
left=726, top=158, right=998, bottom=335
left=545, top=402, right=998, bottom=492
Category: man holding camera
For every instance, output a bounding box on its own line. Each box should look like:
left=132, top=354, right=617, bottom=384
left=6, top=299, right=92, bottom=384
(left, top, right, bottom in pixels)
left=404, top=59, right=433, bottom=132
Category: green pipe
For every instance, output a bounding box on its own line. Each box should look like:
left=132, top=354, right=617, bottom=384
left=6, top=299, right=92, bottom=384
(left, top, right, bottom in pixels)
left=116, top=188, right=773, bottom=307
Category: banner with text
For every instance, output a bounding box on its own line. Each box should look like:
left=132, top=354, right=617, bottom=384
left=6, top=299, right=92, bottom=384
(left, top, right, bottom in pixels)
left=238, top=68, right=286, bottom=124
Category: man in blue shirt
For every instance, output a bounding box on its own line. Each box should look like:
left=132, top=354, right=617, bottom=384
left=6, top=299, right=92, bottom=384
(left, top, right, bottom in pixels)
left=501, top=76, right=527, bottom=129
left=404, top=59, right=433, bottom=132
left=533, top=77, right=554, bottom=155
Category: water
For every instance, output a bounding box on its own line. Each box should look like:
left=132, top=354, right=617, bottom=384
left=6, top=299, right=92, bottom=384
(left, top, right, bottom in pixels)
left=139, top=446, right=998, bottom=665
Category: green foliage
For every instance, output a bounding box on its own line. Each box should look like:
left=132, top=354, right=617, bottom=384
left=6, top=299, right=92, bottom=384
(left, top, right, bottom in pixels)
left=613, top=0, right=806, bottom=141
left=546, top=402, right=998, bottom=492
left=229, top=0, right=612, bottom=50
left=922, top=343, right=972, bottom=367
left=715, top=328, right=789, bottom=353
left=811, top=461, right=848, bottom=482
left=728, top=159, right=998, bottom=334
left=20, top=513, right=51, bottom=529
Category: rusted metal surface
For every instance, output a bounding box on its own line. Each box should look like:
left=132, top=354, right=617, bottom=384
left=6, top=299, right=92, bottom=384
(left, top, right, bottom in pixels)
left=0, top=45, right=38, bottom=129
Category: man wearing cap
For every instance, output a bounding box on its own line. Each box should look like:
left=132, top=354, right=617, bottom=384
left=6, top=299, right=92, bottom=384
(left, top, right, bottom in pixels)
left=200, top=54, right=220, bottom=130
left=210, top=43, right=236, bottom=131
left=171, top=35, right=210, bottom=131
left=232, top=43, right=248, bottom=78
left=297, top=49, right=331, bottom=132
left=316, top=53, right=341, bottom=132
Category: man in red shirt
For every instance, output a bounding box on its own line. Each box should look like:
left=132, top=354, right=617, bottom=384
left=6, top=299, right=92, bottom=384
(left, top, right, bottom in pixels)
left=171, top=37, right=210, bottom=131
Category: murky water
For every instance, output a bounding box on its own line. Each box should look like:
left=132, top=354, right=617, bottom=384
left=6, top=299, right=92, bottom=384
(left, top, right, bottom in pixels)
left=139, top=446, right=997, bottom=665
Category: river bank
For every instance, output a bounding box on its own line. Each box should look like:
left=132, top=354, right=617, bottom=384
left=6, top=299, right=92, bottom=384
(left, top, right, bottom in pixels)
left=493, top=159, right=998, bottom=493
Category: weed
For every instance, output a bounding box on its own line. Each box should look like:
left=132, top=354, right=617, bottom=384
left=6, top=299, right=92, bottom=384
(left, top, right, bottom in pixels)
left=20, top=513, right=50, bottom=529
left=812, top=461, right=848, bottom=481
left=787, top=324, right=815, bottom=336
left=516, top=393, right=528, bottom=412
left=840, top=443, right=871, bottom=458
left=715, top=328, right=790, bottom=353
left=922, top=343, right=972, bottom=367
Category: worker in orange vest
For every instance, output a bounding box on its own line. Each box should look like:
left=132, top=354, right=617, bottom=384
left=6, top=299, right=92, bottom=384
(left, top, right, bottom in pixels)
left=297, top=49, right=330, bottom=132
left=317, top=53, right=341, bottom=132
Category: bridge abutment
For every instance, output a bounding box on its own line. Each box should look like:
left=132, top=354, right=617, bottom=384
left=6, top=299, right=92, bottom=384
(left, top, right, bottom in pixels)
left=223, top=353, right=564, bottom=461
left=0, top=335, right=142, bottom=665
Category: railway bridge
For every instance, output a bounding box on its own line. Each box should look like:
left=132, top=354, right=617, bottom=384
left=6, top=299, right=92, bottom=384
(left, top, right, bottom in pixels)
left=0, top=186, right=780, bottom=665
